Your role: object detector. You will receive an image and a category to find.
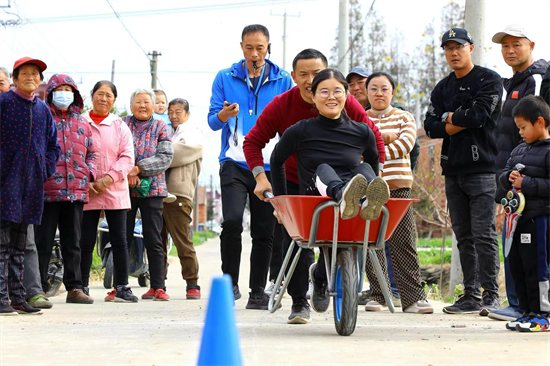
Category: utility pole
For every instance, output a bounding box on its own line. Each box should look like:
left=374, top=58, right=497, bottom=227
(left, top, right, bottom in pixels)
left=464, top=0, right=485, bottom=66
left=148, top=50, right=161, bottom=89
left=338, top=0, right=350, bottom=76
left=448, top=232, right=463, bottom=298
left=271, top=10, right=300, bottom=70
left=283, top=11, right=287, bottom=70
left=110, top=60, right=115, bottom=83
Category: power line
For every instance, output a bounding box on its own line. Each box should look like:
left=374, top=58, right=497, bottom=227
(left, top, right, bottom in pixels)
left=23, top=0, right=318, bottom=24
left=106, top=0, right=149, bottom=60
left=336, top=0, right=376, bottom=68
left=7, top=1, right=79, bottom=76
left=105, top=0, right=166, bottom=89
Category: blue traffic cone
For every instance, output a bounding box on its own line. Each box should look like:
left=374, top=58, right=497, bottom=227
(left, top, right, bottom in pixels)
left=197, top=275, right=243, bottom=366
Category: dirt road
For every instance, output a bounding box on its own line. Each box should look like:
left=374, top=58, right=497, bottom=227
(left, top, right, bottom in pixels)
left=1, top=233, right=548, bottom=365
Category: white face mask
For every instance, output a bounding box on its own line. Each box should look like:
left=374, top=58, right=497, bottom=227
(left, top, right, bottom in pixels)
left=52, top=91, right=74, bottom=109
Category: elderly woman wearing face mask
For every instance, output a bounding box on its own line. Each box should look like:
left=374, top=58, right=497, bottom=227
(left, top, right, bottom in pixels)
left=123, top=88, right=173, bottom=301
left=35, top=74, right=97, bottom=305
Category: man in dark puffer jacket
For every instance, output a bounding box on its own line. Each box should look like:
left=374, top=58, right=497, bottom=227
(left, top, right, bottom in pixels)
left=541, top=68, right=550, bottom=104
left=490, top=24, right=549, bottom=322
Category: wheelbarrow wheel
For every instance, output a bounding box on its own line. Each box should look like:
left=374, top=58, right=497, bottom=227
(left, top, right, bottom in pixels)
left=333, top=250, right=358, bottom=336
left=103, top=250, right=114, bottom=289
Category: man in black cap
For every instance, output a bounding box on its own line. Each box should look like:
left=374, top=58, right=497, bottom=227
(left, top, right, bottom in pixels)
left=424, top=28, right=503, bottom=315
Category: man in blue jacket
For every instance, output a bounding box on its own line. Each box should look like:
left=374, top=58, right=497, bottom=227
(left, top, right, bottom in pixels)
left=0, top=57, right=60, bottom=315
left=208, top=24, right=293, bottom=309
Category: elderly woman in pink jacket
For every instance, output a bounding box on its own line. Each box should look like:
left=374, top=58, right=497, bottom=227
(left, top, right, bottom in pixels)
left=79, top=81, right=138, bottom=303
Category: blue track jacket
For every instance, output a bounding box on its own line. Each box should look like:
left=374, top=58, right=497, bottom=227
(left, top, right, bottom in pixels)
left=208, top=59, right=293, bottom=170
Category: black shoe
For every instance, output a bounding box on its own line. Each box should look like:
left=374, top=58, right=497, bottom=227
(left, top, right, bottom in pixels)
left=479, top=291, right=500, bottom=316
left=358, top=289, right=373, bottom=306
left=233, top=285, right=242, bottom=301
left=12, top=301, right=43, bottom=315
left=114, top=286, right=139, bottom=303
left=443, top=293, right=482, bottom=314
left=245, top=291, right=281, bottom=310
left=288, top=299, right=311, bottom=324
left=309, top=263, right=330, bottom=313
left=0, top=303, right=18, bottom=316
left=83, top=286, right=90, bottom=296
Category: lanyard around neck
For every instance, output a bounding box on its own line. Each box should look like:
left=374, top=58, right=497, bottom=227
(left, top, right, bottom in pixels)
left=244, top=62, right=266, bottom=115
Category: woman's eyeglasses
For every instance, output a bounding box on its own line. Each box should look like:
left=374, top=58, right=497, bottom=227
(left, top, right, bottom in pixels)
left=368, top=87, right=392, bottom=94
left=316, top=89, right=345, bottom=99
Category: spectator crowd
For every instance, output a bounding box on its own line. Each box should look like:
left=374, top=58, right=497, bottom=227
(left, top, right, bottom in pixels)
left=1, top=22, right=549, bottom=333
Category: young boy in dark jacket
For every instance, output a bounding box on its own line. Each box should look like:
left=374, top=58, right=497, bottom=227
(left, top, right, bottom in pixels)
left=499, top=95, right=550, bottom=332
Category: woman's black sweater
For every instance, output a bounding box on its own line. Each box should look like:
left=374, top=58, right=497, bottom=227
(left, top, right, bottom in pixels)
left=270, top=114, right=379, bottom=196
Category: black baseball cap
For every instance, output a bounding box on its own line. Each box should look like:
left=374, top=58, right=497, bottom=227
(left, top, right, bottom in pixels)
left=441, top=28, right=474, bottom=47
left=346, top=66, right=371, bottom=83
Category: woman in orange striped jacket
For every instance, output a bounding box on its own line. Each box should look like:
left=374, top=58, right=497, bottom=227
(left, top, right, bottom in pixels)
left=362, top=72, right=433, bottom=315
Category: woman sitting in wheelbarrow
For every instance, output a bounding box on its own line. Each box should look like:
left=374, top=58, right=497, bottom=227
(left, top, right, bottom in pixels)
left=270, top=68, right=390, bottom=314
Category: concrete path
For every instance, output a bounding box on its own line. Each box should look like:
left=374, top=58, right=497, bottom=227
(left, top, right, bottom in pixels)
left=1, top=232, right=549, bottom=365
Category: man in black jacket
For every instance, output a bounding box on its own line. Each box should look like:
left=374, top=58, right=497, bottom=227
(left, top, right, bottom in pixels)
left=541, top=68, right=550, bottom=104
left=489, top=24, right=549, bottom=322
left=424, top=28, right=503, bottom=315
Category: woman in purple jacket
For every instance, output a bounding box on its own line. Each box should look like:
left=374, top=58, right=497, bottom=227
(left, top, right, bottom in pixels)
left=0, top=57, right=60, bottom=316
left=35, top=74, right=97, bottom=304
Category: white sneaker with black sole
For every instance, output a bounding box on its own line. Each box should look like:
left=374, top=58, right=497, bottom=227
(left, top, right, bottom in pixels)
left=360, top=176, right=390, bottom=221
left=339, top=174, right=368, bottom=220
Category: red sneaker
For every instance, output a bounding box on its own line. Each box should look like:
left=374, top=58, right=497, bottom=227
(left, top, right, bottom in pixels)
left=141, top=288, right=155, bottom=300
left=104, top=289, right=116, bottom=302
left=154, top=289, right=170, bottom=301
left=186, top=288, right=201, bottom=300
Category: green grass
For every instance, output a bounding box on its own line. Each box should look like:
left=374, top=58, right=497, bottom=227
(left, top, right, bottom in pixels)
left=417, top=249, right=452, bottom=265
left=169, top=231, right=218, bottom=256
left=90, top=245, right=104, bottom=281
left=417, top=237, right=452, bottom=248
left=417, top=237, right=504, bottom=265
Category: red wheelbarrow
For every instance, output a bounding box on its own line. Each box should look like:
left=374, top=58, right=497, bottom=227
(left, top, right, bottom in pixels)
left=265, top=194, right=418, bottom=336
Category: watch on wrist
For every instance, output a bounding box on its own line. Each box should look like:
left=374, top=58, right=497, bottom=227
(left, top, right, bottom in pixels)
left=441, top=112, right=449, bottom=122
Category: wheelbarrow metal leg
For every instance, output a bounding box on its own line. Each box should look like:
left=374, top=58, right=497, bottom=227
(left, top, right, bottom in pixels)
left=269, top=240, right=302, bottom=313
left=358, top=219, right=371, bottom=294
left=322, top=246, right=331, bottom=292
left=368, top=248, right=395, bottom=313
left=329, top=205, right=339, bottom=293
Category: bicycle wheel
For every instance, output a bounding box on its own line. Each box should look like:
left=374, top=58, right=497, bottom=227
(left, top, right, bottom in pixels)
left=333, top=250, right=359, bottom=336
left=45, top=277, right=62, bottom=297
left=103, top=249, right=114, bottom=289
left=138, top=272, right=150, bottom=287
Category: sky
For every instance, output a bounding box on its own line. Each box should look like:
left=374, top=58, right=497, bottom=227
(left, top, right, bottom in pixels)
left=1, top=0, right=549, bottom=186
